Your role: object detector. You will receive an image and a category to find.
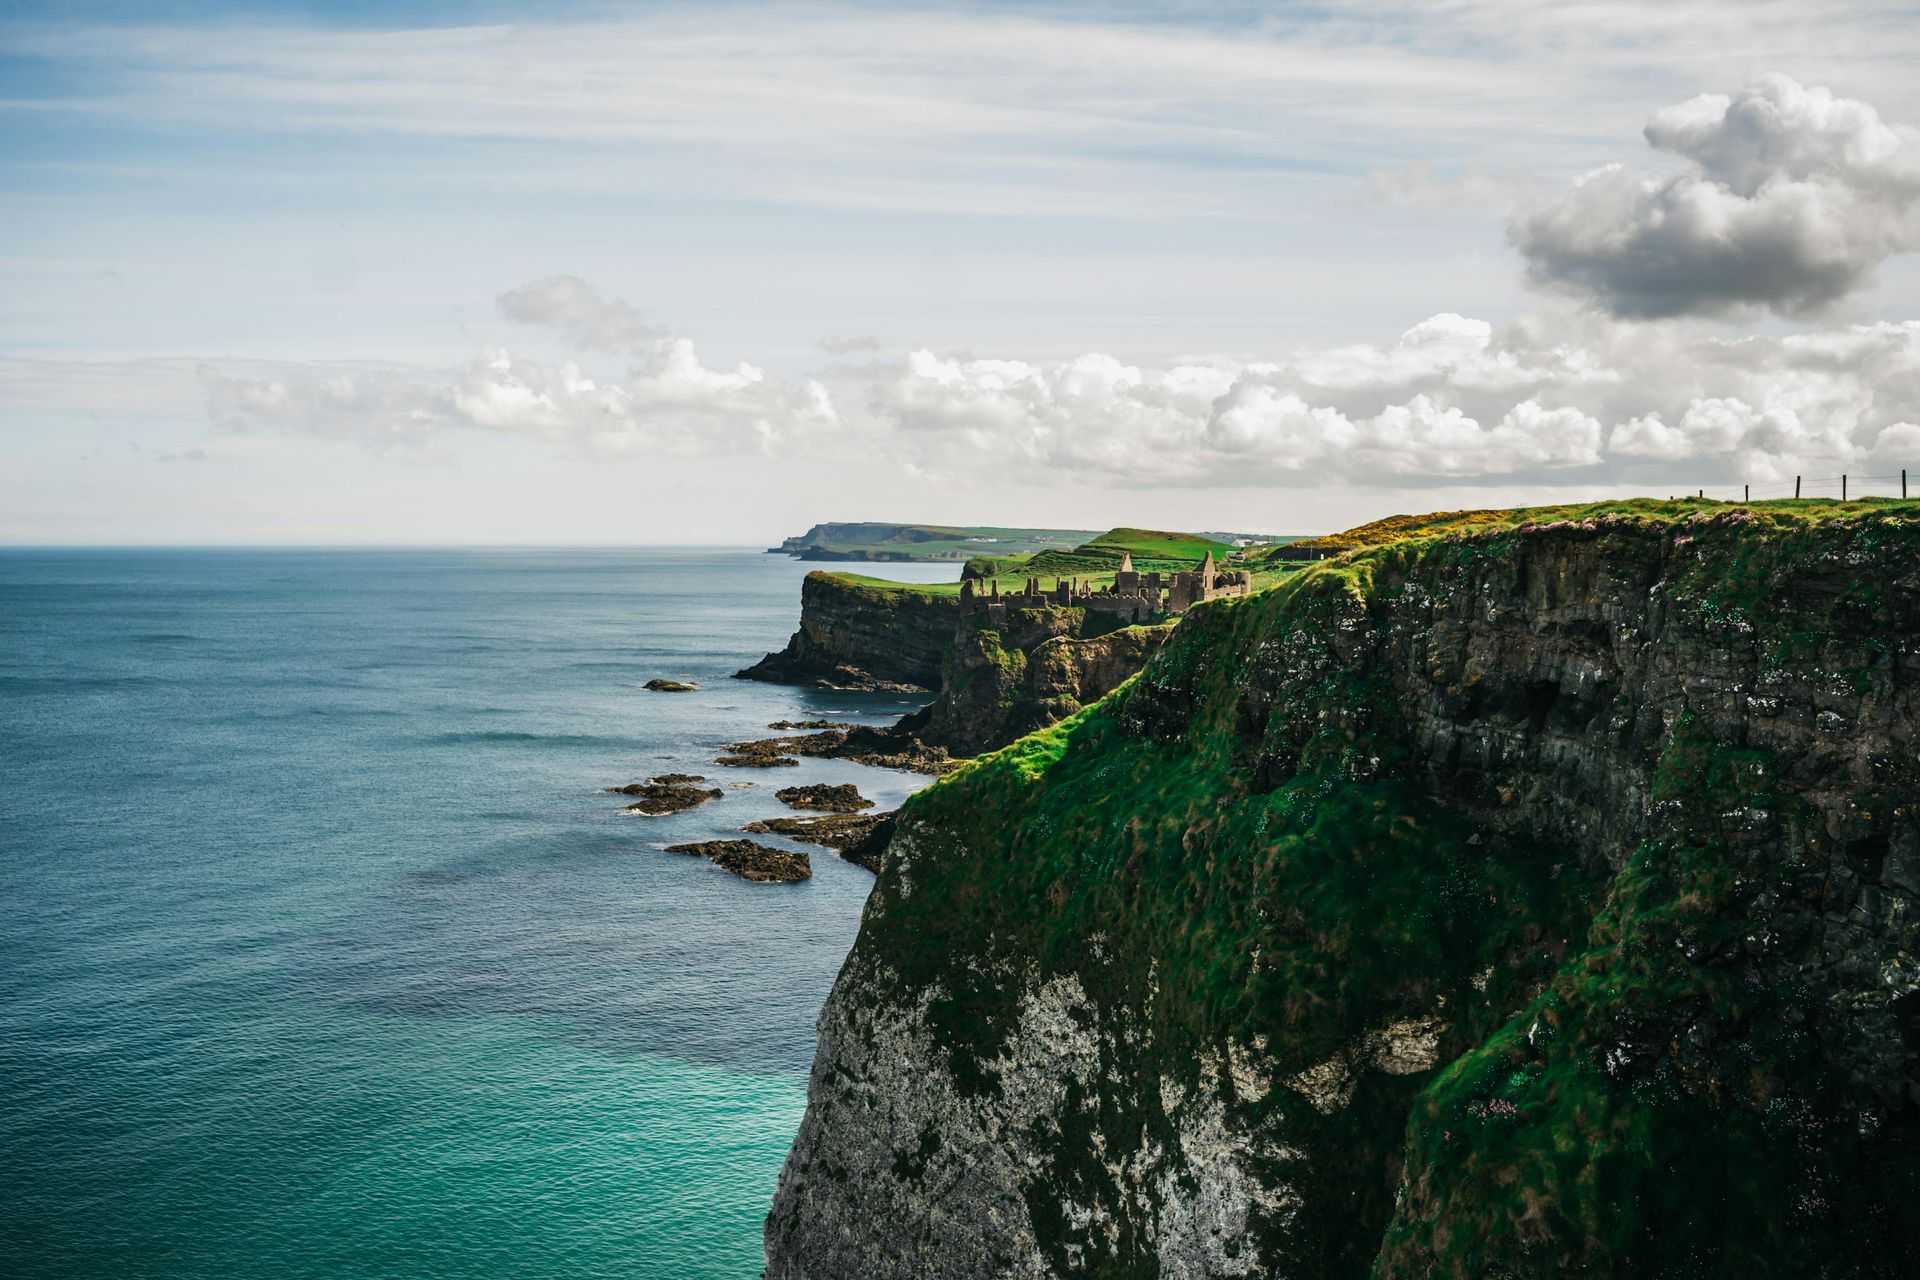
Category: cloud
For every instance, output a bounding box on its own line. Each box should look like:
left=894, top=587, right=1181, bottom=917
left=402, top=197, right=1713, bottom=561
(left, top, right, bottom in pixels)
left=1361, top=162, right=1545, bottom=210
left=865, top=311, right=1920, bottom=486
left=22, top=7, right=1920, bottom=224
left=1511, top=75, right=1920, bottom=318
left=819, top=335, right=885, bottom=355
left=497, top=274, right=657, bottom=352
left=199, top=288, right=835, bottom=461
left=0, top=270, right=1825, bottom=488
left=202, top=278, right=841, bottom=459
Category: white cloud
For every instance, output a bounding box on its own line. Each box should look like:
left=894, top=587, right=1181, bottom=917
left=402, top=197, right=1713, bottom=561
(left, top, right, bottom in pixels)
left=1511, top=75, right=1920, bottom=317
left=200, top=279, right=840, bottom=460
left=819, top=335, right=885, bottom=356
left=864, top=311, right=1920, bottom=485
left=14, top=7, right=1920, bottom=224
left=1362, top=162, right=1545, bottom=210
left=185, top=295, right=1920, bottom=485
left=496, top=275, right=656, bottom=352
left=14, top=277, right=1910, bottom=493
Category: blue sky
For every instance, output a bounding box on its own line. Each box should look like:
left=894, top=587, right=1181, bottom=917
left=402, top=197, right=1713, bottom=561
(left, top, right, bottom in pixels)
left=4, top=1, right=1919, bottom=541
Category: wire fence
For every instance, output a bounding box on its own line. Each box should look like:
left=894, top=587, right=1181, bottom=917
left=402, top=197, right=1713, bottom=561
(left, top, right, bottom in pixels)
left=1664, top=469, right=1912, bottom=503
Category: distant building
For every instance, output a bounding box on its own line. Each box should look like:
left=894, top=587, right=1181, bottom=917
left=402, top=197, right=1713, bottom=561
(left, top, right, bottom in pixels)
left=958, top=551, right=1251, bottom=626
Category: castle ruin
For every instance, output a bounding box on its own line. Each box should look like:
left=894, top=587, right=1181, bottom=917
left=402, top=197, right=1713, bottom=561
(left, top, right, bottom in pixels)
left=959, top=551, right=1251, bottom=626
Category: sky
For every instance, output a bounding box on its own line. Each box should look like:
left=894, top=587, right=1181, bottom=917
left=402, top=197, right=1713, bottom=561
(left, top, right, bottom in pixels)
left=3, top=0, right=1920, bottom=544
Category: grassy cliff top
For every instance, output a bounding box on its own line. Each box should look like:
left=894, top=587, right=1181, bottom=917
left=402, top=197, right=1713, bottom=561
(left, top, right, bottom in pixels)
left=1265, top=495, right=1914, bottom=563
left=992, top=526, right=1244, bottom=579
left=1079, top=527, right=1237, bottom=560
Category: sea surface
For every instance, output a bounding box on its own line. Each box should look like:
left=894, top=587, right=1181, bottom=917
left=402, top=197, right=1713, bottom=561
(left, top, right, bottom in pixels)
left=0, top=547, right=961, bottom=1279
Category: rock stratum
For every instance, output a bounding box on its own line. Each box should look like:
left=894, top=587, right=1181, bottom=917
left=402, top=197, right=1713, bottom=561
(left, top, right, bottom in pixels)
left=765, top=501, right=1920, bottom=1279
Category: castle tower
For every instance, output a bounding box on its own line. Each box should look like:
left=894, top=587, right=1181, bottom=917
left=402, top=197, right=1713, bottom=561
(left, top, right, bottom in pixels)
left=1115, top=551, right=1139, bottom=594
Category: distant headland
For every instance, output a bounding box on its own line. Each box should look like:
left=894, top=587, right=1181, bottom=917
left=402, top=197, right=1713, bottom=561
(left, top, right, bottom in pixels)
left=767, top=521, right=1297, bottom=563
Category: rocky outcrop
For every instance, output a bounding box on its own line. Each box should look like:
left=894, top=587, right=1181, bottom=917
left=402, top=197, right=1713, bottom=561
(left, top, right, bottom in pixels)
left=742, top=577, right=1178, bottom=761
left=607, top=778, right=723, bottom=815
left=736, top=572, right=961, bottom=691
left=775, top=784, right=874, bottom=813
left=744, top=810, right=893, bottom=854
left=727, top=727, right=956, bottom=777
left=904, top=612, right=1173, bottom=757
left=767, top=504, right=1920, bottom=1279
left=664, top=839, right=812, bottom=882
left=643, top=678, right=698, bottom=692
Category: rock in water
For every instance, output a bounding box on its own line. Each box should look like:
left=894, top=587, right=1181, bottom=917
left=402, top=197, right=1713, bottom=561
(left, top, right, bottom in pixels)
left=713, top=753, right=800, bottom=768
left=607, top=780, right=722, bottom=815
left=773, top=783, right=874, bottom=813
left=663, top=839, right=811, bottom=883
left=742, top=810, right=892, bottom=856
left=725, top=728, right=956, bottom=777
left=643, top=678, right=698, bottom=692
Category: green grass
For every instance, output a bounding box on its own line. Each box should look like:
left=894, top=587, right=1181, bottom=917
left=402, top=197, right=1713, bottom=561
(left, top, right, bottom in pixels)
left=1262, top=495, right=1916, bottom=563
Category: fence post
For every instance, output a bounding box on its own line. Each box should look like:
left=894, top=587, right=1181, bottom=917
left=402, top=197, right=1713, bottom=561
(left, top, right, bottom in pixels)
left=1795, top=476, right=1801, bottom=499
left=1843, top=474, right=1848, bottom=502
left=1744, top=484, right=1750, bottom=503
left=1904, top=468, right=1909, bottom=499
left=1698, top=488, right=1704, bottom=499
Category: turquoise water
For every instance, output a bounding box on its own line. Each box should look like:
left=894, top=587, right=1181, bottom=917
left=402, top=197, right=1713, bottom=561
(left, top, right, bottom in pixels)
left=0, top=548, right=956, bottom=1279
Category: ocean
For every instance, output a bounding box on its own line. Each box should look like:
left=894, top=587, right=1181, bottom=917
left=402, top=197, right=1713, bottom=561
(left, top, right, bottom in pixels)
left=0, top=547, right=960, bottom=1279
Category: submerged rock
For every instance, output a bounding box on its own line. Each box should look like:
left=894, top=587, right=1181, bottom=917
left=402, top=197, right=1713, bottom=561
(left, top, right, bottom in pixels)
left=713, top=752, right=800, bottom=768
left=774, top=783, right=874, bottom=813
left=643, top=678, right=698, bottom=692
left=663, top=839, right=812, bottom=883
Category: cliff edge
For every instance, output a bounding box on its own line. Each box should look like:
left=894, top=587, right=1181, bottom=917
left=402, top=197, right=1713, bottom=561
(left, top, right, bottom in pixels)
left=766, top=500, right=1919, bottom=1279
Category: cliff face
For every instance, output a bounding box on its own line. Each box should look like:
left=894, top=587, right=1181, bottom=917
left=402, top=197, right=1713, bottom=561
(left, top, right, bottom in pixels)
left=905, top=610, right=1173, bottom=758
left=737, top=572, right=960, bottom=692
left=766, top=504, right=1920, bottom=1279
left=740, top=580, right=1173, bottom=756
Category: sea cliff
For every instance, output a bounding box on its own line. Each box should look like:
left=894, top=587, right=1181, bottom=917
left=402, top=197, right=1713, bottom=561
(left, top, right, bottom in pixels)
left=737, top=572, right=961, bottom=691
left=902, top=610, right=1172, bottom=758
left=766, top=501, right=1920, bottom=1278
